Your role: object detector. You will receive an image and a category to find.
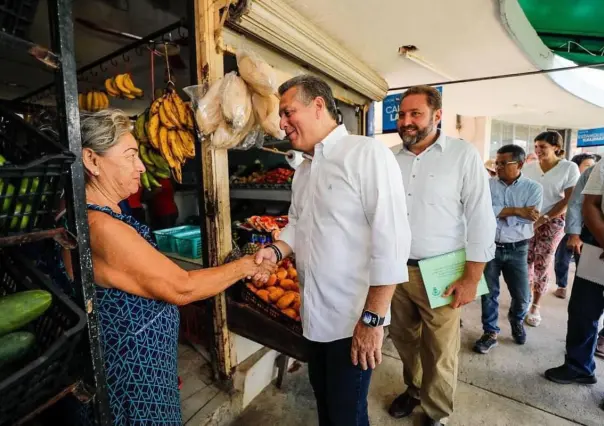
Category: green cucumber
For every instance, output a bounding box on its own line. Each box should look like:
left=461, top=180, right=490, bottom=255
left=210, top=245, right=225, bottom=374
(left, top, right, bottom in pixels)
left=0, top=290, right=52, bottom=337
left=0, top=332, right=36, bottom=367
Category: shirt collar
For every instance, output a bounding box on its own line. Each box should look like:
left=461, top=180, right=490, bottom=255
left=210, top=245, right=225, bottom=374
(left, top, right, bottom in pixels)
left=496, top=173, right=525, bottom=187
left=315, top=124, right=348, bottom=159
left=394, top=130, right=447, bottom=156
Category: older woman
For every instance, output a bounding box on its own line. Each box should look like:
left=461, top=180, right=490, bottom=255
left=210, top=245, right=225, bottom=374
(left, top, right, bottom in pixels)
left=53, top=109, right=274, bottom=425
left=522, top=132, right=580, bottom=327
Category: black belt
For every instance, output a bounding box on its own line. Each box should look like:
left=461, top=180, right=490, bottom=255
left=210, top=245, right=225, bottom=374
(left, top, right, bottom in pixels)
left=495, top=239, right=530, bottom=250
left=407, top=259, right=420, bottom=267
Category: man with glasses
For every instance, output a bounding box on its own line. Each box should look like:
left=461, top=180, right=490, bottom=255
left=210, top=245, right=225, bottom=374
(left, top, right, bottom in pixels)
left=474, top=145, right=543, bottom=354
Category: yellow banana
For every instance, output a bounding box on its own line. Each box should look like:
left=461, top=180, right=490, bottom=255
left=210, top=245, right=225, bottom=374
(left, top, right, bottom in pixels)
left=177, top=129, right=196, bottom=159
left=78, top=93, right=84, bottom=109
left=172, top=162, right=182, bottom=184
left=104, top=78, right=120, bottom=97
left=159, top=102, right=177, bottom=129
left=123, top=93, right=137, bottom=100
left=114, top=74, right=131, bottom=96
left=159, top=127, right=177, bottom=168
left=185, top=108, right=195, bottom=130
left=123, top=74, right=143, bottom=97
left=150, top=97, right=163, bottom=115
left=147, top=113, right=161, bottom=150
left=170, top=91, right=188, bottom=127
left=168, top=130, right=184, bottom=163
left=100, top=92, right=109, bottom=109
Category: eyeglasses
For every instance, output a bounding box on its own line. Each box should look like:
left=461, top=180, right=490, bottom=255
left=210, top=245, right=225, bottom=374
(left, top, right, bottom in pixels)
left=495, top=161, right=518, bottom=168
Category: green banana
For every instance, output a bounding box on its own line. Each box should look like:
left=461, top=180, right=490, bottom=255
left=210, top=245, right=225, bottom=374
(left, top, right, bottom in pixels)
left=134, top=113, right=148, bottom=144
left=147, top=172, right=162, bottom=188
left=0, top=154, right=6, bottom=166
left=139, top=144, right=154, bottom=167
left=152, top=168, right=170, bottom=179
left=148, top=149, right=170, bottom=170
left=140, top=172, right=151, bottom=191
left=10, top=203, right=32, bottom=230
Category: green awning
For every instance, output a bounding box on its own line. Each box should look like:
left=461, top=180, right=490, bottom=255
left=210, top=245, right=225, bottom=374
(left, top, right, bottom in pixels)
left=518, top=0, right=604, bottom=65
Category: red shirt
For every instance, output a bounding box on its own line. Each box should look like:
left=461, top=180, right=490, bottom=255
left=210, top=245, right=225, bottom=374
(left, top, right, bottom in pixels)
left=128, top=187, right=143, bottom=209
left=150, top=178, right=178, bottom=217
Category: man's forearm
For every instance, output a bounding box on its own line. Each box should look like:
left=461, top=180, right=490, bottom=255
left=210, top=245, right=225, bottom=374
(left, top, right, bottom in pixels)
left=274, top=240, right=294, bottom=258
left=462, top=261, right=486, bottom=284
left=498, top=207, right=518, bottom=218
left=364, top=285, right=397, bottom=317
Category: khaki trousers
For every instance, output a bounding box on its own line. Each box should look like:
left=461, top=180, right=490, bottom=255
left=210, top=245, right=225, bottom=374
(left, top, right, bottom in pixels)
left=389, top=266, right=461, bottom=424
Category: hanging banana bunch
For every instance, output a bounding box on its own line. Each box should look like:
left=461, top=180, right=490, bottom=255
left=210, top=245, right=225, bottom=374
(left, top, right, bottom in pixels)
left=104, top=73, right=144, bottom=99
left=132, top=87, right=196, bottom=187
left=78, top=91, right=110, bottom=112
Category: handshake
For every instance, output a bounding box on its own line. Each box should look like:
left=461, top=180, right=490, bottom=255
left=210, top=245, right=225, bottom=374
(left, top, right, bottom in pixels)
left=241, top=246, right=282, bottom=284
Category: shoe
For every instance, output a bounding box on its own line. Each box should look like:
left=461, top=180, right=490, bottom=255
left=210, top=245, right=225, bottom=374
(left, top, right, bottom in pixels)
left=595, top=336, right=604, bottom=359
left=554, top=287, right=567, bottom=299
left=388, top=392, right=420, bottom=419
left=525, top=304, right=542, bottom=327
left=423, top=415, right=445, bottom=426
left=545, top=365, right=597, bottom=385
left=473, top=333, right=498, bottom=354
left=511, top=321, right=527, bottom=345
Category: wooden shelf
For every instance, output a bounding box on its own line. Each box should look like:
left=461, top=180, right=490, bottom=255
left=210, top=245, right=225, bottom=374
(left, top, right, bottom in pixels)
left=229, top=188, right=292, bottom=202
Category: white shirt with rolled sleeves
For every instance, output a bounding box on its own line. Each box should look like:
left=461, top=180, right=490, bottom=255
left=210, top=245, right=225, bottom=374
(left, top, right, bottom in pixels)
left=278, top=125, right=411, bottom=343
left=582, top=159, right=604, bottom=213
left=394, top=133, right=496, bottom=262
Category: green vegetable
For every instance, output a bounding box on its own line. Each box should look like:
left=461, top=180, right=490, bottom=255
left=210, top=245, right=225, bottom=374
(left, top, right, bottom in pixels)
left=0, top=290, right=52, bottom=337
left=9, top=202, right=32, bottom=230
left=0, top=332, right=36, bottom=367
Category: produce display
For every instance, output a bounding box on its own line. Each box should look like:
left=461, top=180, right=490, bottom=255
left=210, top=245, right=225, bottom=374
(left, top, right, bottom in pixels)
left=104, top=73, right=144, bottom=99
left=78, top=91, right=110, bottom=112
left=186, top=47, right=283, bottom=150
left=243, top=215, right=289, bottom=233
left=133, top=87, right=196, bottom=185
left=244, top=257, right=301, bottom=322
left=231, top=167, right=294, bottom=187
left=0, top=289, right=51, bottom=368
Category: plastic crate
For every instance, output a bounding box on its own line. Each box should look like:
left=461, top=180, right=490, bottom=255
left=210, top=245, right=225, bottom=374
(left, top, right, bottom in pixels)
left=153, top=225, right=199, bottom=253
left=0, top=105, right=75, bottom=238
left=0, top=251, right=87, bottom=426
left=174, top=231, right=202, bottom=259
left=0, top=0, right=40, bottom=38
left=240, top=283, right=302, bottom=335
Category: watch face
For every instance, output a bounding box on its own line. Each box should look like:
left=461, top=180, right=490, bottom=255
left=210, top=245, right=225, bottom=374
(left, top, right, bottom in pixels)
left=362, top=311, right=378, bottom=327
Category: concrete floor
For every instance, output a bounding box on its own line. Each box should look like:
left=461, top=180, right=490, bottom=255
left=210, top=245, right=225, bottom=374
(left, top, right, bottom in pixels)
left=233, top=270, right=604, bottom=426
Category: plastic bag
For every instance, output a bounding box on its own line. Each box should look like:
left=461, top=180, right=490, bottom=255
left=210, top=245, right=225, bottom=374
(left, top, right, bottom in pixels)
left=211, top=119, right=236, bottom=149
left=220, top=72, right=252, bottom=131
left=252, top=93, right=282, bottom=139
left=211, top=113, right=259, bottom=150
left=183, top=80, right=223, bottom=136
left=236, top=48, right=277, bottom=97
left=230, top=125, right=264, bottom=151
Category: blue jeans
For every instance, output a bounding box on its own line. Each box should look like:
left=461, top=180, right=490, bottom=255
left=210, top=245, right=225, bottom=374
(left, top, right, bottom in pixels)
left=481, top=241, right=531, bottom=334
left=565, top=275, right=604, bottom=376
left=308, top=337, right=372, bottom=426
left=554, top=234, right=579, bottom=288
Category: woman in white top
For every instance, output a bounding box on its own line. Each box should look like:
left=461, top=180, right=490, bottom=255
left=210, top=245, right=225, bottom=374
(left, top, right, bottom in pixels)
left=523, top=131, right=580, bottom=327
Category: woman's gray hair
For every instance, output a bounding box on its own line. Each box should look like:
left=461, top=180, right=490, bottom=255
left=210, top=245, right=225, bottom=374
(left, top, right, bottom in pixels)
left=80, top=109, right=131, bottom=154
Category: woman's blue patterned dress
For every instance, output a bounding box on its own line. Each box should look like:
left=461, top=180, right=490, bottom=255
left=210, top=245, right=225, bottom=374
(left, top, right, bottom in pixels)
left=52, top=204, right=182, bottom=425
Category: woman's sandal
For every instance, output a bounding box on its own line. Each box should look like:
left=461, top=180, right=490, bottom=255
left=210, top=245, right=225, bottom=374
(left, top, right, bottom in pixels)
left=525, top=304, right=542, bottom=327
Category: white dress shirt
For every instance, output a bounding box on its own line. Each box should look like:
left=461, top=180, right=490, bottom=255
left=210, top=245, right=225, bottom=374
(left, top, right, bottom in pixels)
left=523, top=160, right=580, bottom=215
left=394, top=133, right=496, bottom=262
left=279, top=125, right=411, bottom=343
left=582, top=159, right=604, bottom=213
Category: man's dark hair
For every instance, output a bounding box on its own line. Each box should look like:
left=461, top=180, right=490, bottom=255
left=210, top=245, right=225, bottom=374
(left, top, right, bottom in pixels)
left=399, top=85, right=442, bottom=111
left=278, top=75, right=338, bottom=121
left=497, top=144, right=526, bottom=163
left=571, top=153, right=597, bottom=167
left=595, top=154, right=602, bottom=162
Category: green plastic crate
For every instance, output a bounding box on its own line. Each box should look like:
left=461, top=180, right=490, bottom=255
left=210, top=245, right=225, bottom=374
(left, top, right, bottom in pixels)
left=174, top=231, right=202, bottom=259
left=153, top=225, right=199, bottom=253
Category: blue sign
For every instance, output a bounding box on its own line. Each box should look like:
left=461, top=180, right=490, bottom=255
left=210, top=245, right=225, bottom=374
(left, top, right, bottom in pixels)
left=382, top=86, right=443, bottom=134
left=577, top=127, right=604, bottom=148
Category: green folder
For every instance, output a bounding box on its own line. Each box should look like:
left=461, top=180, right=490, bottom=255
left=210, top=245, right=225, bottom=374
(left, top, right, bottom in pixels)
left=418, top=249, right=490, bottom=309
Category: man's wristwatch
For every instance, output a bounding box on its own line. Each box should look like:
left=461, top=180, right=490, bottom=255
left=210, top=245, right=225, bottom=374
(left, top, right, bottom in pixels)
left=360, top=310, right=385, bottom=328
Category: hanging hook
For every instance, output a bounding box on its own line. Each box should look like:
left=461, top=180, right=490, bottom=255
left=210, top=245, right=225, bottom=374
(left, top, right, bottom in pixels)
left=134, top=45, right=144, bottom=56
left=100, top=62, right=107, bottom=72
left=110, top=58, right=118, bottom=67
left=122, top=52, right=130, bottom=62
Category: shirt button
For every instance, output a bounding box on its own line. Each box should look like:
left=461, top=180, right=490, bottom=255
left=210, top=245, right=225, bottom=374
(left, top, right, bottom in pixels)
left=408, top=193, right=412, bottom=196
left=412, top=175, right=416, bottom=178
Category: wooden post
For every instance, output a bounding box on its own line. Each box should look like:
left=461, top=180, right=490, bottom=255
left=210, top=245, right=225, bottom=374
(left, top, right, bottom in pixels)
left=192, top=0, right=235, bottom=379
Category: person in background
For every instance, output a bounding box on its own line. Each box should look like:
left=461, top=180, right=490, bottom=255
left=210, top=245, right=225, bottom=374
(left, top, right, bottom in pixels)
left=522, top=132, right=580, bottom=327
left=484, top=159, right=497, bottom=178
left=126, top=186, right=146, bottom=224
left=388, top=85, right=496, bottom=426
left=545, top=159, right=604, bottom=394
left=553, top=153, right=600, bottom=299
left=526, top=152, right=538, bottom=164
left=253, top=75, right=411, bottom=426
left=474, top=145, right=543, bottom=354
left=149, top=177, right=179, bottom=230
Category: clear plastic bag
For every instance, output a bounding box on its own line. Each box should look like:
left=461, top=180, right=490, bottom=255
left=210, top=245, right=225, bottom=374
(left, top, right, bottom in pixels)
left=252, top=93, right=282, bottom=139
left=236, top=47, right=277, bottom=97
left=220, top=72, right=252, bottom=131
left=183, top=80, right=223, bottom=136
left=230, top=125, right=264, bottom=151
left=211, top=112, right=260, bottom=150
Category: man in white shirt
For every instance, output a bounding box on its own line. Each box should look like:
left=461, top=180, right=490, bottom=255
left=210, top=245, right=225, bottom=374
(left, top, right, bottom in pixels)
left=388, top=85, right=496, bottom=426
left=254, top=75, right=411, bottom=426
left=545, top=160, right=604, bottom=391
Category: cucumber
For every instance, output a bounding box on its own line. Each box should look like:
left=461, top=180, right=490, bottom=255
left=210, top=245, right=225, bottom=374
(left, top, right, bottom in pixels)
left=0, top=332, right=35, bottom=367
left=0, top=290, right=52, bottom=337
